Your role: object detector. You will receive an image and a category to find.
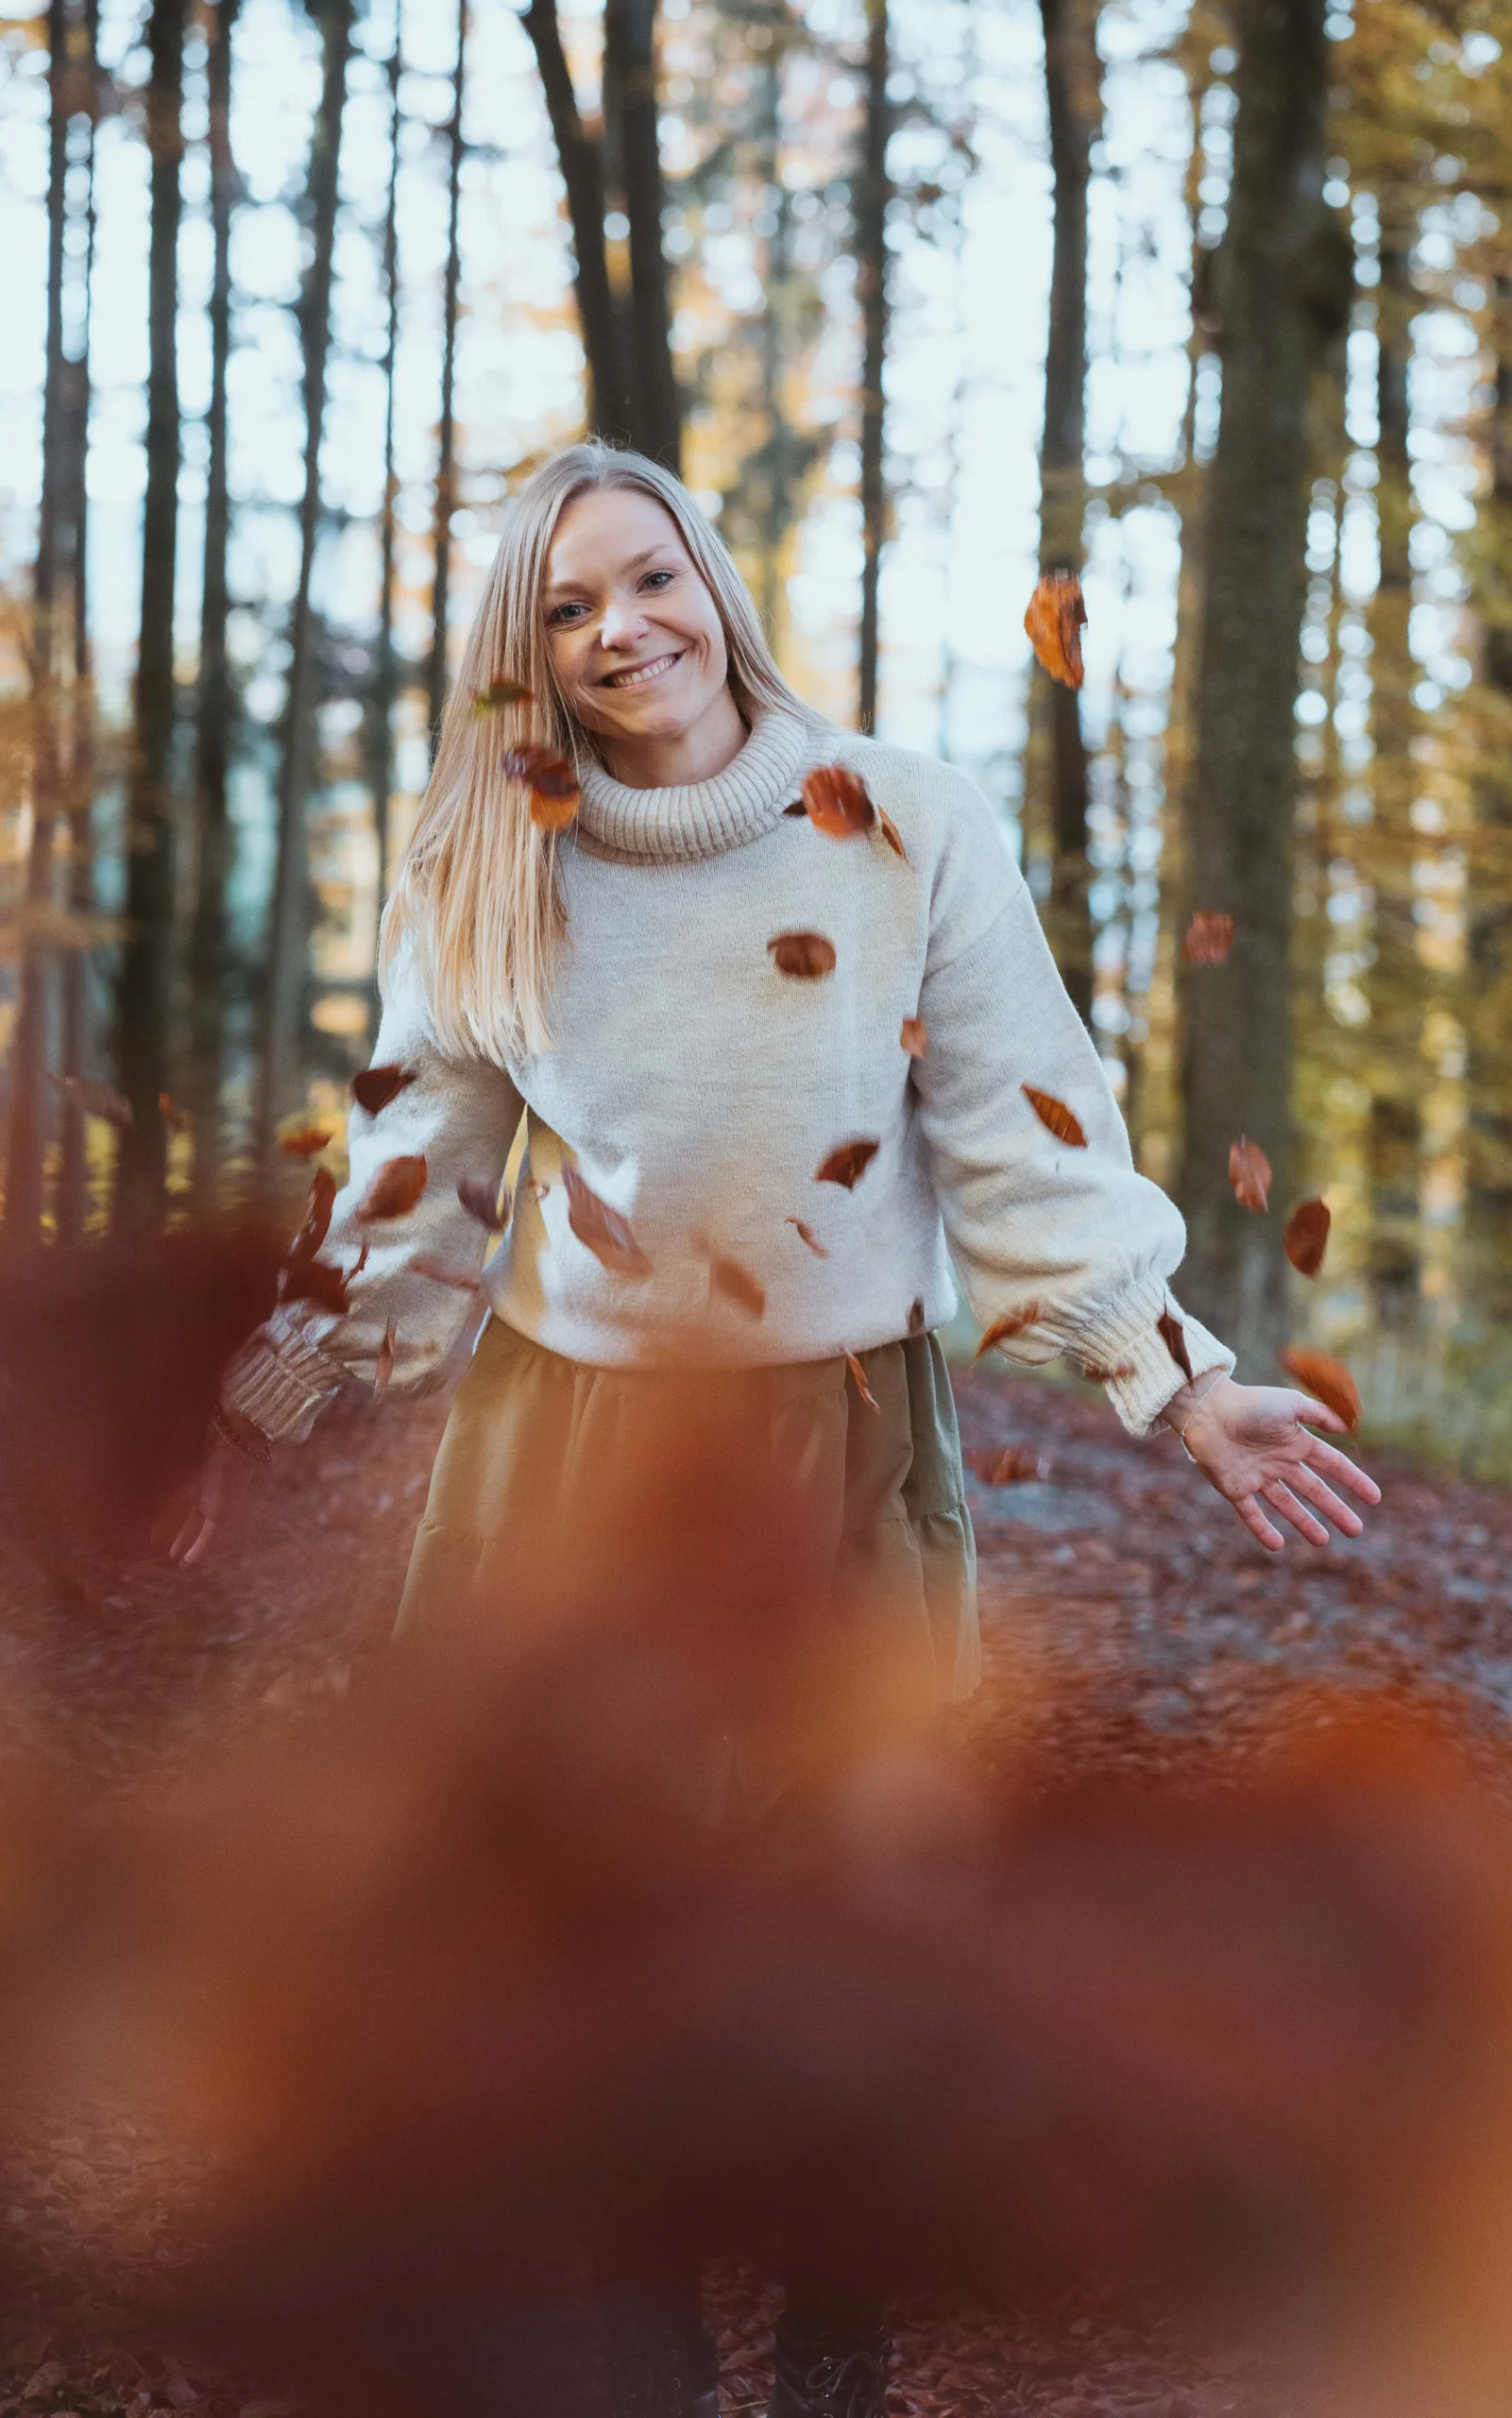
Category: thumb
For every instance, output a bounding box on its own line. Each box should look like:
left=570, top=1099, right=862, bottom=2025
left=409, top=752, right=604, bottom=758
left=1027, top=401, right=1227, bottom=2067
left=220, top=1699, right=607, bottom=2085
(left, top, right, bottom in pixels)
left=1288, top=1390, right=1346, bottom=1434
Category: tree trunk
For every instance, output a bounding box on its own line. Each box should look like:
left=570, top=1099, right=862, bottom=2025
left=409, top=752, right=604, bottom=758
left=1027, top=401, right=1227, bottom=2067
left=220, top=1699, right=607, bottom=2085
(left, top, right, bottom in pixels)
left=368, top=26, right=401, bottom=932
left=603, top=0, right=680, bottom=468
left=1464, top=264, right=1512, bottom=1318
left=1175, top=0, right=1349, bottom=1369
left=522, top=0, right=628, bottom=438
left=112, top=0, right=186, bottom=1231
left=1035, top=0, right=1097, bottom=1027
left=257, top=0, right=353, bottom=1156
left=854, top=0, right=889, bottom=734
left=426, top=0, right=467, bottom=755
left=190, top=0, right=241, bottom=989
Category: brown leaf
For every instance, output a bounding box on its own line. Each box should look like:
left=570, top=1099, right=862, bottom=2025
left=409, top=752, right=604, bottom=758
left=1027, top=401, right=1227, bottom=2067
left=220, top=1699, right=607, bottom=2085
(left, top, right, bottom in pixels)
left=350, top=1239, right=370, bottom=1281
left=46, top=1071, right=134, bottom=1129
left=1280, top=1346, right=1360, bottom=1431
left=1024, top=570, right=1087, bottom=688
left=768, top=929, right=837, bottom=979
left=1080, top=1358, right=1135, bottom=1384
left=288, top=1167, right=337, bottom=1267
left=352, top=1063, right=417, bottom=1116
left=816, top=1137, right=880, bottom=1190
left=877, top=809, right=908, bottom=860
left=908, top=1296, right=926, bottom=1337
left=158, top=1091, right=191, bottom=1131
left=355, top=1154, right=428, bottom=1219
left=900, top=1016, right=928, bottom=1059
left=502, top=742, right=581, bottom=829
left=973, top=1302, right=1043, bottom=1362
left=471, top=678, right=535, bottom=715
left=707, top=1254, right=766, bottom=1320
left=967, top=1444, right=1047, bottom=1486
left=458, top=1177, right=508, bottom=1231
left=564, top=1164, right=652, bottom=1278
left=1284, top=1196, right=1332, bottom=1277
left=1228, top=1137, right=1272, bottom=1214
left=411, top=1254, right=484, bottom=1293
left=1181, top=911, right=1235, bottom=966
left=278, top=1124, right=332, bottom=1159
left=844, top=1349, right=880, bottom=1411
left=1157, top=1309, right=1194, bottom=1383
left=786, top=1217, right=829, bottom=1257
left=280, top=1256, right=352, bottom=1315
left=1022, top=1084, right=1087, bottom=1147
left=373, top=1316, right=397, bottom=1400
left=802, top=763, right=875, bottom=839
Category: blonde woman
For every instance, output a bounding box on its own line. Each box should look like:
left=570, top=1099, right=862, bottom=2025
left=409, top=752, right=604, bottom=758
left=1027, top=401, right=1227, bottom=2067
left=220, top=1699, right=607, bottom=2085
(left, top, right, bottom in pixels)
left=177, top=443, right=1378, bottom=2418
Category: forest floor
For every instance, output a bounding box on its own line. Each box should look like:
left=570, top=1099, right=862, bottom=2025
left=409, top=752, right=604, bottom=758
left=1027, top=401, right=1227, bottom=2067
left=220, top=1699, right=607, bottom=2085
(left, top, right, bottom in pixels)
left=2, top=1361, right=1511, bottom=2418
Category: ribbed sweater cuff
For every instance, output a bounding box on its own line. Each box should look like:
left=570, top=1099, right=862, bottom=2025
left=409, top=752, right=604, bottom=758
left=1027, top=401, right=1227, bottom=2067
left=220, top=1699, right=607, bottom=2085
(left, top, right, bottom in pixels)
left=1059, top=1282, right=1234, bottom=1439
left=221, top=1320, right=348, bottom=1444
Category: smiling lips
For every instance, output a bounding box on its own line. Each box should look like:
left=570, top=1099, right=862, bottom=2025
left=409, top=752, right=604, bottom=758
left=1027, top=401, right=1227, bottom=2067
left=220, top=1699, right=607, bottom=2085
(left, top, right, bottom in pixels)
left=600, top=651, right=684, bottom=691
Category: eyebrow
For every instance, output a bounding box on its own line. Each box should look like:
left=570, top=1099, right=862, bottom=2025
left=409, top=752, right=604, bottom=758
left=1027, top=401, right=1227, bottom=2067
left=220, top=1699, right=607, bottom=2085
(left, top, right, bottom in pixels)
left=544, top=544, right=676, bottom=598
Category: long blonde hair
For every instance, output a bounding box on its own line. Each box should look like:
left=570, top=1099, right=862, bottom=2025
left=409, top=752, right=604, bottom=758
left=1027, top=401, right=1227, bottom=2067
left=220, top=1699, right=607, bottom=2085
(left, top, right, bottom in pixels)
left=381, top=442, right=820, bottom=1064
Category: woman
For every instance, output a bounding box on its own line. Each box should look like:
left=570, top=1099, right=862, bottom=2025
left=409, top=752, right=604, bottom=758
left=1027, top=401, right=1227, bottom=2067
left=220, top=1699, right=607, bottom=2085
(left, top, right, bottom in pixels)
left=175, top=443, right=1378, bottom=2418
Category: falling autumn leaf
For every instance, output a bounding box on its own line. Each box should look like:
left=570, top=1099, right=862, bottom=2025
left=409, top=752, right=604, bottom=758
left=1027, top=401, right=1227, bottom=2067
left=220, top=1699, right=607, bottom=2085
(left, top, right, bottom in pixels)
left=280, top=1257, right=352, bottom=1315
left=352, top=1064, right=417, bottom=1116
left=288, top=1167, right=337, bottom=1267
left=356, top=1155, right=428, bottom=1220
left=1181, top=911, right=1235, bottom=966
left=786, top=1218, right=829, bottom=1257
left=1228, top=1137, right=1272, bottom=1214
left=974, top=1303, right=1044, bottom=1363
left=768, top=930, right=837, bottom=979
left=412, top=1255, right=484, bottom=1294
left=46, top=1072, right=133, bottom=1129
left=350, top=1240, right=370, bottom=1281
left=502, top=743, right=581, bottom=830
left=968, top=1444, right=1048, bottom=1486
left=706, top=1254, right=766, bottom=1320
left=876, top=809, right=908, bottom=860
left=471, top=678, right=535, bottom=716
left=458, top=1177, right=508, bottom=1232
left=373, top=1317, right=397, bottom=1400
left=278, top=1124, right=332, bottom=1160
left=816, top=1137, right=880, bottom=1190
left=802, top=764, right=875, bottom=840
left=564, top=1164, right=652, bottom=1278
left=1024, top=570, right=1087, bottom=689
left=900, top=1017, right=928, bottom=1059
left=908, top=1296, right=926, bottom=1337
left=1284, top=1197, right=1332, bottom=1278
left=159, top=1092, right=191, bottom=1131
left=1080, top=1359, right=1136, bottom=1384
left=1022, top=1085, right=1087, bottom=1148
left=844, top=1349, right=880, bottom=1411
left=1157, top=1310, right=1194, bottom=1384
left=1280, top=1346, right=1360, bottom=1432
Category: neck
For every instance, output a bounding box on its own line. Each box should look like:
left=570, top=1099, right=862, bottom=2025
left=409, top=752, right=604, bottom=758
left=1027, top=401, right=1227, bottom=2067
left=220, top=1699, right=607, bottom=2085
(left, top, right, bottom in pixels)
left=599, top=683, right=749, bottom=790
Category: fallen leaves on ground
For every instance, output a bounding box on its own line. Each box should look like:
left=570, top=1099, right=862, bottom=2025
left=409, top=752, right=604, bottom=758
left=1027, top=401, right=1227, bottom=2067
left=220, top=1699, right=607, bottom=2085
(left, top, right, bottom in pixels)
left=1023, top=1086, right=1087, bottom=1148
left=563, top=1165, right=652, bottom=1278
left=901, top=1018, right=928, bottom=1059
left=786, top=1218, right=828, bottom=1257
left=1280, top=1347, right=1360, bottom=1431
left=1284, top=1198, right=1332, bottom=1278
left=844, top=1349, right=880, bottom=1410
left=768, top=931, right=836, bottom=979
left=457, top=1178, right=508, bottom=1232
left=501, top=743, right=581, bottom=829
left=471, top=679, right=534, bottom=715
left=1228, top=1139, right=1272, bottom=1214
left=351, top=1064, right=416, bottom=1116
left=1181, top=911, right=1235, bottom=966
left=802, top=764, right=875, bottom=839
left=975, top=1303, right=1045, bottom=1362
left=355, top=1155, right=427, bottom=1221
left=1157, top=1310, right=1194, bottom=1383
left=968, top=1443, right=1049, bottom=1485
left=1024, top=570, right=1087, bottom=688
left=45, top=1073, right=134, bottom=1129
left=816, top=1138, right=880, bottom=1190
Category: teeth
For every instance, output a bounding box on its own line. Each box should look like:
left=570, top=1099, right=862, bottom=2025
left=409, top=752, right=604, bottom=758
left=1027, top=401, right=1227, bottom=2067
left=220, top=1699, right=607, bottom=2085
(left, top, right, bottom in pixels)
left=607, top=655, right=677, bottom=690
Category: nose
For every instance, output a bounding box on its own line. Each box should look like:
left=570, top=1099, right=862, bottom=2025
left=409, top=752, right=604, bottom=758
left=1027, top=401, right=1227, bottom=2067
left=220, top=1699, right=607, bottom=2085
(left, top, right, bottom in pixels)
left=599, top=592, right=645, bottom=651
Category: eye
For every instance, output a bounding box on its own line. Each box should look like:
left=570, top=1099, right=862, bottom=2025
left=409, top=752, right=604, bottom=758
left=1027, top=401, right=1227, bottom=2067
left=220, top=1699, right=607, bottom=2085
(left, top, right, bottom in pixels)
left=640, top=569, right=674, bottom=591
left=547, top=601, right=588, bottom=627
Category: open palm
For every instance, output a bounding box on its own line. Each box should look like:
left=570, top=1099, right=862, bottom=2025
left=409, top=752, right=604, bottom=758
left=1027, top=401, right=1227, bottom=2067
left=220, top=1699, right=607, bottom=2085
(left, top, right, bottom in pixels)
left=1179, top=1377, right=1381, bottom=1552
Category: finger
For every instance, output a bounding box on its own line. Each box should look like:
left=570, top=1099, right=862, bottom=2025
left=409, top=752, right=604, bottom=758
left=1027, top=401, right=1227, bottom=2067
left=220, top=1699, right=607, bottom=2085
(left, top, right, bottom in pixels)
left=175, top=1517, right=215, bottom=1571
left=1262, top=1479, right=1332, bottom=1549
left=167, top=1513, right=200, bottom=1567
left=1234, top=1492, right=1285, bottom=1552
left=1284, top=1389, right=1348, bottom=1436
left=1288, top=1463, right=1365, bottom=1538
left=1303, top=1436, right=1382, bottom=1506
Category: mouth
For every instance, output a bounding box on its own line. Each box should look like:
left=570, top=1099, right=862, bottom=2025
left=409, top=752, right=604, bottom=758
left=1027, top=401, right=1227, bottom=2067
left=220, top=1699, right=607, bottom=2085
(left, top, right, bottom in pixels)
left=599, top=652, right=684, bottom=692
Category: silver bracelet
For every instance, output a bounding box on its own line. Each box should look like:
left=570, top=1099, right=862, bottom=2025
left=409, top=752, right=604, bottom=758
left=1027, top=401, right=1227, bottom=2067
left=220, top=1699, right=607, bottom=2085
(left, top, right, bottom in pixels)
left=1169, top=1369, right=1227, bottom=1457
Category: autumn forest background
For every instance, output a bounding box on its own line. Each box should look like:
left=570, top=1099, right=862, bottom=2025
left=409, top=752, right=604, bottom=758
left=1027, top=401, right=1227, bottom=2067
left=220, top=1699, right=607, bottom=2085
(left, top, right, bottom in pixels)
left=1, top=0, right=1510, bottom=1469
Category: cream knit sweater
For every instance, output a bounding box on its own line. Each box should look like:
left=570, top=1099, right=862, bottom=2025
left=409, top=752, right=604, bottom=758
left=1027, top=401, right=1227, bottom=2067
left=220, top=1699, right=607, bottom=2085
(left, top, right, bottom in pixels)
left=224, top=707, right=1233, bottom=1442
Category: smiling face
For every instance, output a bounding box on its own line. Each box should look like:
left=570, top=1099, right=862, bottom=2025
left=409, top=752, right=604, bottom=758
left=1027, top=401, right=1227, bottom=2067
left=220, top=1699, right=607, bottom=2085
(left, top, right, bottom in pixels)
left=543, top=486, right=743, bottom=781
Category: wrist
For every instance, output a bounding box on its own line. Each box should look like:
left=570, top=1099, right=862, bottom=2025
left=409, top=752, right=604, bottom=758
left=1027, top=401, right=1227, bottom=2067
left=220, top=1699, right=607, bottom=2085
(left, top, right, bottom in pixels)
left=1162, top=1368, right=1232, bottom=1448
left=211, top=1402, right=274, bottom=1466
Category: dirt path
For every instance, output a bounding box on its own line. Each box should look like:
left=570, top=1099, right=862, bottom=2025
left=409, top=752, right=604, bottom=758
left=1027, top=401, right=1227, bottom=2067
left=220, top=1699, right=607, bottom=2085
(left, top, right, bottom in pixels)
left=1, top=1365, right=1507, bottom=2418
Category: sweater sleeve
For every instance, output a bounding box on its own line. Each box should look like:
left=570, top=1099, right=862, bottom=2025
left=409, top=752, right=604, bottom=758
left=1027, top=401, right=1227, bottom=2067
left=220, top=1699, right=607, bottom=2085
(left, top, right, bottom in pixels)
left=221, top=956, right=525, bottom=1443
left=911, top=791, right=1234, bottom=1438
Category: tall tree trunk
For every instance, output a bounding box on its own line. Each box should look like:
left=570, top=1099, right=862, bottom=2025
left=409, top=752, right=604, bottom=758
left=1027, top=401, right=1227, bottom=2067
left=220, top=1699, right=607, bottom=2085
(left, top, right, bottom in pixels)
left=191, top=0, right=241, bottom=989
left=427, top=0, right=467, bottom=754
left=1175, top=0, right=1350, bottom=1368
left=522, top=0, right=628, bottom=438
left=1035, top=0, right=1097, bottom=1026
left=1464, top=264, right=1512, bottom=1318
left=368, top=26, right=401, bottom=932
left=854, top=0, right=889, bottom=734
left=258, top=0, right=353, bottom=1155
left=112, top=0, right=186, bottom=1231
left=603, top=0, right=680, bottom=468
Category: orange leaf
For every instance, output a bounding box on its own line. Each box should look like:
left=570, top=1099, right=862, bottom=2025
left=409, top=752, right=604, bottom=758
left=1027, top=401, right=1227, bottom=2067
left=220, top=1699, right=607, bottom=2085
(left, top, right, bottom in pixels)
left=900, top=1017, right=928, bottom=1059
left=1181, top=911, right=1235, bottom=966
left=844, top=1349, right=880, bottom=1411
left=1022, top=1085, right=1087, bottom=1147
left=564, top=1164, right=652, bottom=1278
left=280, top=1256, right=352, bottom=1314
left=356, top=1154, right=428, bottom=1219
left=412, top=1255, right=484, bottom=1293
left=908, top=1296, right=925, bottom=1337
left=457, top=1177, right=508, bottom=1232
left=287, top=1167, right=337, bottom=1268
left=1080, top=1358, right=1135, bottom=1384
left=278, top=1124, right=332, bottom=1159
left=46, top=1071, right=134, bottom=1129
left=768, top=930, right=837, bottom=979
left=1284, top=1197, right=1332, bottom=1278
left=1228, top=1137, right=1272, bottom=1214
left=786, top=1217, right=829, bottom=1257
left=974, top=1302, right=1043, bottom=1362
left=471, top=678, right=535, bottom=715
left=877, top=809, right=908, bottom=860
left=352, top=1063, right=417, bottom=1116
left=373, top=1316, right=397, bottom=1399
left=502, top=742, right=581, bottom=829
left=1024, top=570, right=1087, bottom=689
left=816, top=1137, right=880, bottom=1190
left=1280, top=1346, right=1360, bottom=1431
left=1157, top=1310, right=1194, bottom=1382
left=967, top=1444, right=1047, bottom=1486
left=802, top=764, right=875, bottom=840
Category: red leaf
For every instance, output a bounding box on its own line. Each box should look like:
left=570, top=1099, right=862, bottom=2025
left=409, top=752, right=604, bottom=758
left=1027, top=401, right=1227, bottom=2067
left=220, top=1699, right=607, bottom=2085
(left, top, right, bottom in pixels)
left=1157, top=1309, right=1194, bottom=1383
left=1228, top=1137, right=1272, bottom=1214
left=786, top=1217, right=829, bottom=1257
left=1284, top=1197, right=1332, bottom=1278
left=974, top=1302, right=1043, bottom=1362
left=877, top=809, right=908, bottom=860
left=352, top=1063, right=417, bottom=1116
left=1022, top=1085, right=1087, bottom=1147
left=968, top=1444, right=1048, bottom=1485
left=288, top=1167, right=337, bottom=1267
left=356, top=1154, right=428, bottom=1219
left=471, top=678, right=535, bottom=715
left=563, top=1164, right=652, bottom=1278
left=768, top=930, right=837, bottom=979
left=1080, top=1358, right=1135, bottom=1383
left=46, top=1071, right=134, bottom=1129
left=1024, top=570, right=1087, bottom=688
left=412, top=1254, right=484, bottom=1293
left=802, top=764, right=875, bottom=839
left=900, top=1017, right=928, bottom=1059
left=815, top=1137, right=880, bottom=1190
left=280, top=1256, right=352, bottom=1315
left=1280, top=1346, right=1360, bottom=1431
left=373, top=1316, right=397, bottom=1399
left=278, top=1124, right=331, bottom=1159
left=844, top=1349, right=880, bottom=1411
left=908, top=1295, right=926, bottom=1336
left=502, top=742, right=581, bottom=829
left=1181, top=911, right=1235, bottom=966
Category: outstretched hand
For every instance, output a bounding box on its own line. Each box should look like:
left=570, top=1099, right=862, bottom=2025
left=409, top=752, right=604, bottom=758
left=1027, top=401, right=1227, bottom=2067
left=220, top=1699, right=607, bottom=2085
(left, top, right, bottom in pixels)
left=1164, top=1373, right=1381, bottom=1552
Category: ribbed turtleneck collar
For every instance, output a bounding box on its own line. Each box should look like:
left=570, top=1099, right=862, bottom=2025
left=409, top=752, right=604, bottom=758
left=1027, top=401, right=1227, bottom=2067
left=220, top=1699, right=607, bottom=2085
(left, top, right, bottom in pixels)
left=574, top=707, right=814, bottom=863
